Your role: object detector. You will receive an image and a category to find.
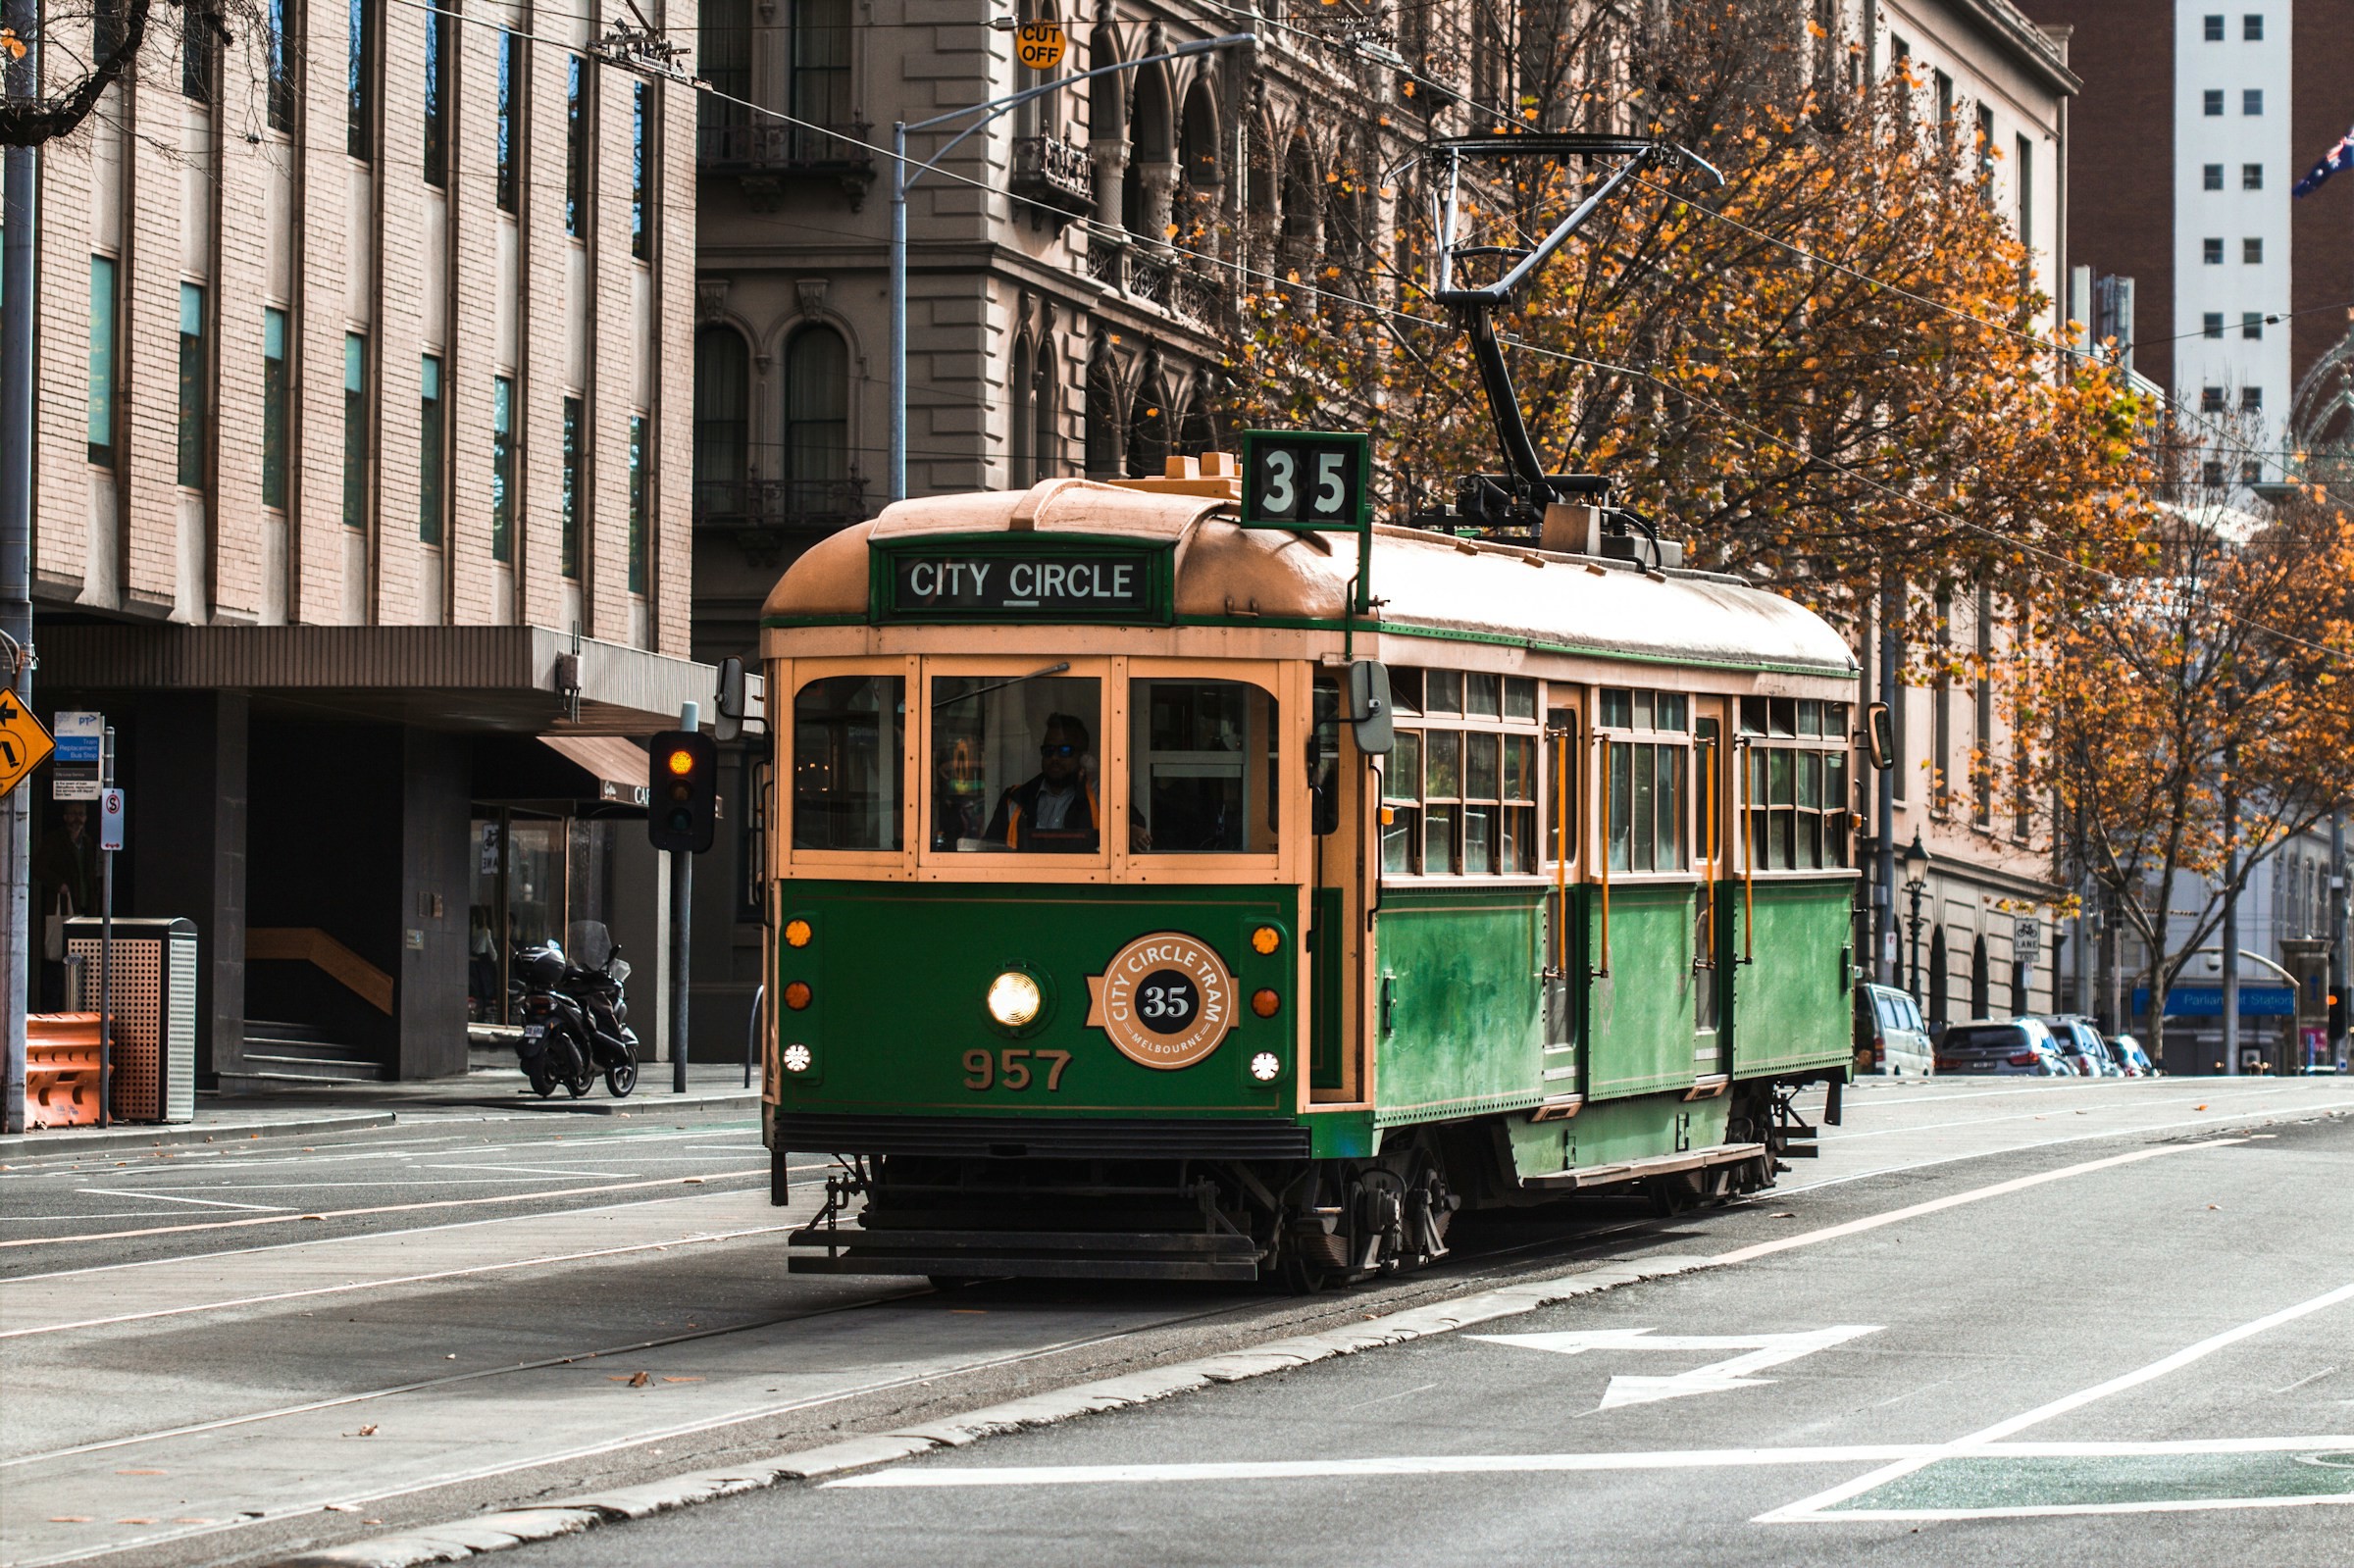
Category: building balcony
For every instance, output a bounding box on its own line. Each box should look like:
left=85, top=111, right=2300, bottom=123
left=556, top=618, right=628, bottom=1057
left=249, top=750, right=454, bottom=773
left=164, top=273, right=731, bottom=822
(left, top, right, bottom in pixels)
left=1087, top=238, right=1222, bottom=332
left=693, top=477, right=869, bottom=567
left=696, top=120, right=876, bottom=210
left=1009, top=134, right=1095, bottom=220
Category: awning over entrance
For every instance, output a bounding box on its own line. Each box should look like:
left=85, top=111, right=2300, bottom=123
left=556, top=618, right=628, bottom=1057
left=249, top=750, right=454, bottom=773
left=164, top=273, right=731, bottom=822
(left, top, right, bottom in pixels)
left=539, top=734, right=652, bottom=806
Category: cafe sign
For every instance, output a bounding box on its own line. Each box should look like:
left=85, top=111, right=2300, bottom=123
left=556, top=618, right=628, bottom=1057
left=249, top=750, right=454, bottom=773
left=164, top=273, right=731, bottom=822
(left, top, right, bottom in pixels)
left=875, top=539, right=1170, bottom=624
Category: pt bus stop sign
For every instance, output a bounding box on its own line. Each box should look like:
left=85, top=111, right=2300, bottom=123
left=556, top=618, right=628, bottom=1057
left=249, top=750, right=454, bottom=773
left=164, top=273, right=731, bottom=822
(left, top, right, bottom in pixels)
left=0, top=691, right=54, bottom=798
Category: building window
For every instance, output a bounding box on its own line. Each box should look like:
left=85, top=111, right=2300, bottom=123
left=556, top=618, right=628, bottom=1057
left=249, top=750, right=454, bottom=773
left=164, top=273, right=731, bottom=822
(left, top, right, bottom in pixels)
left=785, top=325, right=849, bottom=505
left=791, top=0, right=853, bottom=129
left=2242, top=89, right=2262, bottom=115
left=631, top=83, right=648, bottom=260
left=87, top=256, right=118, bottom=466
left=2243, top=312, right=2264, bottom=339
left=1934, top=71, right=1954, bottom=135
left=627, top=414, right=648, bottom=594
left=2203, top=236, right=2224, bottom=265
left=692, top=327, right=750, bottom=515
left=262, top=307, right=288, bottom=507
left=2243, top=12, right=2263, bottom=38
left=2015, top=135, right=2031, bottom=250
left=1932, top=589, right=1952, bottom=811
left=177, top=283, right=206, bottom=487
left=267, top=0, right=296, bottom=130
left=566, top=56, right=587, bottom=237
left=2241, top=386, right=2262, bottom=412
left=496, top=31, right=518, bottom=213
left=1972, top=585, right=1992, bottom=829
left=181, top=0, right=216, bottom=101
left=2201, top=384, right=2226, bottom=412
left=2203, top=459, right=2226, bottom=486
left=1033, top=339, right=1056, bottom=481
left=2242, top=162, right=2263, bottom=190
left=2202, top=13, right=2224, bottom=38
left=2203, top=89, right=2224, bottom=116
left=2203, top=163, right=2224, bottom=190
left=420, top=354, right=445, bottom=544
left=347, top=0, right=373, bottom=159
left=424, top=3, right=449, bottom=186
left=1974, top=103, right=1995, bottom=190
left=2243, top=236, right=2263, bottom=264
left=2203, top=312, right=2225, bottom=338
left=491, top=376, right=514, bottom=562
left=2240, top=460, right=2262, bottom=484
left=699, top=0, right=751, bottom=137
left=342, top=331, right=369, bottom=529
left=561, top=395, right=583, bottom=579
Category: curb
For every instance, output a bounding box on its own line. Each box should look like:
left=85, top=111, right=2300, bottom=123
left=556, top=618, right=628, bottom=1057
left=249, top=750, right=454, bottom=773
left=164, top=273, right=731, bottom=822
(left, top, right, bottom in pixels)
left=0, top=1111, right=399, bottom=1159
left=267, top=1252, right=1714, bottom=1568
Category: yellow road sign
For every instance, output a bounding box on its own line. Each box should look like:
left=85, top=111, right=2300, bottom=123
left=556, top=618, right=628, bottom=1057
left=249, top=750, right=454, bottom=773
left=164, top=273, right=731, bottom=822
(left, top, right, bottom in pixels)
left=0, top=690, right=53, bottom=799
left=1015, top=20, right=1066, bottom=71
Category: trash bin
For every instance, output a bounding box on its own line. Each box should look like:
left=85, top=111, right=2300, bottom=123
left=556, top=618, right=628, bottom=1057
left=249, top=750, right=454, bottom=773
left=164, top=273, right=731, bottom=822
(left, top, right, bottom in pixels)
left=64, top=917, right=198, bottom=1123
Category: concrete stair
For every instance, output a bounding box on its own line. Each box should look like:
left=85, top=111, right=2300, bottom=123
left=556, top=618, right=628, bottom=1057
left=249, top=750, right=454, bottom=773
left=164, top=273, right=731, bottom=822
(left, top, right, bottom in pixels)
left=233, top=1020, right=388, bottom=1085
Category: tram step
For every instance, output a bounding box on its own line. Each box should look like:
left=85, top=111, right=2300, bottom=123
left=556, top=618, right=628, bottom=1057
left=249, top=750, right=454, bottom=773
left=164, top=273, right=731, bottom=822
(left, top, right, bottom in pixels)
left=797, top=1225, right=1254, bottom=1256
left=787, top=1250, right=1262, bottom=1284
left=1518, top=1140, right=1769, bottom=1190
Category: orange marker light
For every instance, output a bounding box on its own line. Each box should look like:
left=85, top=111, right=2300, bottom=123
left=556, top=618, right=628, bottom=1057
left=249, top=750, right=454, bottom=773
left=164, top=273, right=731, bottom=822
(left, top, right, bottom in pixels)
left=784, top=919, right=812, bottom=949
left=666, top=748, right=695, bottom=776
left=1251, top=926, right=1281, bottom=955
left=1251, top=988, right=1281, bottom=1018
left=783, top=982, right=812, bottom=1011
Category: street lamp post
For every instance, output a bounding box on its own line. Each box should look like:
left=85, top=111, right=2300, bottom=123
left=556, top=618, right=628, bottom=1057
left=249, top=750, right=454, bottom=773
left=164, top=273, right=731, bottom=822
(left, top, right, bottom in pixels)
left=888, top=33, right=1255, bottom=503
left=1903, top=829, right=1930, bottom=1007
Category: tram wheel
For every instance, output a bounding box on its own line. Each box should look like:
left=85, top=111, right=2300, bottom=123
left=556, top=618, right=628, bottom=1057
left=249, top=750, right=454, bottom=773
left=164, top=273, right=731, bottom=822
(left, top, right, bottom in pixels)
left=605, top=1060, right=639, bottom=1097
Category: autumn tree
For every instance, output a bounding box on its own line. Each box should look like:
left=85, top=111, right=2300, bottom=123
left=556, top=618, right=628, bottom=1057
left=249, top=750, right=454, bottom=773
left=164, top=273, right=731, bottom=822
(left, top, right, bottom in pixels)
left=2, top=0, right=266, bottom=148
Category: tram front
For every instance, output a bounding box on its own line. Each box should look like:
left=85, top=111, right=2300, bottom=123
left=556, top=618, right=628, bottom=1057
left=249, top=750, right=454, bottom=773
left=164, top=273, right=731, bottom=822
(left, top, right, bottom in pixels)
left=760, top=464, right=1381, bottom=1284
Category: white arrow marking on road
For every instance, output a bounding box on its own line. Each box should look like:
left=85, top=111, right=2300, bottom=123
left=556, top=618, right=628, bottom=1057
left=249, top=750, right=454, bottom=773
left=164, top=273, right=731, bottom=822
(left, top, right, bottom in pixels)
left=1469, top=1325, right=1882, bottom=1409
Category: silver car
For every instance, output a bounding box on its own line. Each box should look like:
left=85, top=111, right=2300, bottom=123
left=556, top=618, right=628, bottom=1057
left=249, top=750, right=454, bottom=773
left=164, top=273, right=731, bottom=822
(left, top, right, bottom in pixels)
left=1936, top=1018, right=2073, bottom=1076
left=1857, top=984, right=1935, bottom=1076
left=2036, top=1016, right=2124, bottom=1078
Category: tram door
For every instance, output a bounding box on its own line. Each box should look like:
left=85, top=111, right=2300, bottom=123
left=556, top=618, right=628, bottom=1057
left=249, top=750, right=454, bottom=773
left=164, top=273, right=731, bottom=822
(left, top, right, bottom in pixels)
left=1692, top=703, right=1728, bottom=1077
left=1308, top=676, right=1369, bottom=1103
left=1542, top=704, right=1580, bottom=1066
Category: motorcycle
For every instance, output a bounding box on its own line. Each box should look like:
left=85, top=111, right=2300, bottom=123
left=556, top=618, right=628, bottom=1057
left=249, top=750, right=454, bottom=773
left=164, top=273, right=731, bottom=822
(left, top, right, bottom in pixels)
left=513, top=924, right=640, bottom=1098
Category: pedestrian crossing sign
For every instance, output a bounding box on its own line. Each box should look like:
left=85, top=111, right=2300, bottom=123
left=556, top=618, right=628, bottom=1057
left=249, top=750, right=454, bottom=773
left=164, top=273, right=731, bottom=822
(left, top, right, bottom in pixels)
left=0, top=691, right=54, bottom=798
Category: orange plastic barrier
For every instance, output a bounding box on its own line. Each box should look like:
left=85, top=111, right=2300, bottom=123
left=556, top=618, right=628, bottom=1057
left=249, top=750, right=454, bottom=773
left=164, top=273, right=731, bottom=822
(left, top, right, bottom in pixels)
left=26, top=1014, right=104, bottom=1129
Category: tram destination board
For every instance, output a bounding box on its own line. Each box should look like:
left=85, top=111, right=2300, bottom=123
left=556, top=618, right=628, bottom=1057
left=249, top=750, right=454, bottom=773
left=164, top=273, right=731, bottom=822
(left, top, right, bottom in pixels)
left=877, top=540, right=1171, bottom=624
left=1239, top=430, right=1371, bottom=531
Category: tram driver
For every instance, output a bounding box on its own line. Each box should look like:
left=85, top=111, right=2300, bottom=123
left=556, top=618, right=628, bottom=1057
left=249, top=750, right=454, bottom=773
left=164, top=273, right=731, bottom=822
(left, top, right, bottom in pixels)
left=984, top=712, right=1101, bottom=852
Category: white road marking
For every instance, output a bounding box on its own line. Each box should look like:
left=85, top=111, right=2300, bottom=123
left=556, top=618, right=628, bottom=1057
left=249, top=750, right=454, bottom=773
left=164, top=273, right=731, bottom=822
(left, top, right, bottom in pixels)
left=1469, top=1326, right=1881, bottom=1409
left=422, top=1162, right=639, bottom=1179
left=1760, top=1276, right=2354, bottom=1522
left=75, top=1189, right=286, bottom=1212
left=824, top=1435, right=2354, bottom=1490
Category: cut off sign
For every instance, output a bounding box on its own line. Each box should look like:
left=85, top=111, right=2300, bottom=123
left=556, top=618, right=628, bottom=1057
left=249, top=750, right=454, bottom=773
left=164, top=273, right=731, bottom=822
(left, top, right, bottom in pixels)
left=1471, top=1324, right=1882, bottom=1409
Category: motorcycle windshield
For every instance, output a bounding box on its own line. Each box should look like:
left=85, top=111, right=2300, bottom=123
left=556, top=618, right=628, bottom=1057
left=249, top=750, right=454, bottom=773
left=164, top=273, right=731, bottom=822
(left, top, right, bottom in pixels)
left=567, top=921, right=614, bottom=968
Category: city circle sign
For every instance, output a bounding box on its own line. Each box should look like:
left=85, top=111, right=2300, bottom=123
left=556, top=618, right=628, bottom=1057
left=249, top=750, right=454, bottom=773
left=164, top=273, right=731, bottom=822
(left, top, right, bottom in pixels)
left=1015, top=21, right=1066, bottom=70
left=1086, top=932, right=1236, bottom=1071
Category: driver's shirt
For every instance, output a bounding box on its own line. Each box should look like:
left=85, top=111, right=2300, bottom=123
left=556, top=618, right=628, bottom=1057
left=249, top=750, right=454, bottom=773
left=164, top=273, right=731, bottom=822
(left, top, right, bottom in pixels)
left=1031, top=781, right=1081, bottom=832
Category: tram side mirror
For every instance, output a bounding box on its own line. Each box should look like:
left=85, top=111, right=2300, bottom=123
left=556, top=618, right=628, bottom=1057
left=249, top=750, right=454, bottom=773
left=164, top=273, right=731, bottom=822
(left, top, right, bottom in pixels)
left=714, top=656, right=747, bottom=743
left=1865, top=701, right=1893, bottom=772
left=1347, top=661, right=1394, bottom=757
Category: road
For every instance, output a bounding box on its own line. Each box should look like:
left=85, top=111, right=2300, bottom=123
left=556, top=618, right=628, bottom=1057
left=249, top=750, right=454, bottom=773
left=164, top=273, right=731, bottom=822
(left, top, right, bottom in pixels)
left=1, top=1076, right=2347, bottom=1567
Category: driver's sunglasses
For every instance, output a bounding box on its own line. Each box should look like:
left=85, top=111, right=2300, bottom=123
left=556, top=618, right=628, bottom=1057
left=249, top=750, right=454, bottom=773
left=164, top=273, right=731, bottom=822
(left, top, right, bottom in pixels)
left=1039, top=743, right=1079, bottom=758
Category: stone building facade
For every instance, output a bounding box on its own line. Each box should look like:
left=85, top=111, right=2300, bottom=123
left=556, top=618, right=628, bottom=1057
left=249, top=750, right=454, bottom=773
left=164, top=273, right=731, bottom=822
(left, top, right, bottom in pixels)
left=11, top=0, right=728, bottom=1079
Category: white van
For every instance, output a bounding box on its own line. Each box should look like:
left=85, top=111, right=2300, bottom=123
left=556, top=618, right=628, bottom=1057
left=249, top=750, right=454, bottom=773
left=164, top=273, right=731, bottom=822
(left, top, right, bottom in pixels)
left=1857, top=984, right=1935, bottom=1076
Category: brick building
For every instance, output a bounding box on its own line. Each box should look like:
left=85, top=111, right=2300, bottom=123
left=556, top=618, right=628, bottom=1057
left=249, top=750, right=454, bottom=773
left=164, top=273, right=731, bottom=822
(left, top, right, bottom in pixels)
left=9, top=0, right=728, bottom=1081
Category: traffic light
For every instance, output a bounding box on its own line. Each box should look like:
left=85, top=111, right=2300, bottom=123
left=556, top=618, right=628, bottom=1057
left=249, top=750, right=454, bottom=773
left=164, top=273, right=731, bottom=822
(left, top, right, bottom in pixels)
left=647, top=731, right=717, bottom=853
left=2331, top=989, right=2346, bottom=1042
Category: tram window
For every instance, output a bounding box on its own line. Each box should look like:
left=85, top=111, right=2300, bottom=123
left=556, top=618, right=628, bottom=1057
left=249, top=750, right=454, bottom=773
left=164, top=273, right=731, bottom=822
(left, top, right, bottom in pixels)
left=1465, top=673, right=1501, bottom=719
left=1747, top=742, right=1848, bottom=870
left=1504, top=677, right=1536, bottom=722
left=1422, top=729, right=1460, bottom=874
left=1383, top=730, right=1422, bottom=873
left=1462, top=733, right=1500, bottom=873
left=1601, top=687, right=1633, bottom=729
left=1129, top=680, right=1280, bottom=854
left=1608, top=741, right=1686, bottom=874
left=1501, top=733, right=1537, bottom=872
left=1739, top=697, right=1765, bottom=735
left=1769, top=697, right=1797, bottom=737
left=1798, top=699, right=1823, bottom=737
left=1389, top=668, right=1424, bottom=716
left=1656, top=692, right=1688, bottom=732
left=1824, top=702, right=1849, bottom=737
left=929, top=673, right=1102, bottom=853
left=1545, top=708, right=1579, bottom=867
left=1425, top=670, right=1463, bottom=716
left=792, top=676, right=906, bottom=851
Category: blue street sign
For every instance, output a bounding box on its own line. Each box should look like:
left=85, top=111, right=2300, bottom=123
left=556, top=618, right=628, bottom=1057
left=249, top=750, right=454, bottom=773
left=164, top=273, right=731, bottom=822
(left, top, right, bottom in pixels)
left=2131, top=985, right=2297, bottom=1019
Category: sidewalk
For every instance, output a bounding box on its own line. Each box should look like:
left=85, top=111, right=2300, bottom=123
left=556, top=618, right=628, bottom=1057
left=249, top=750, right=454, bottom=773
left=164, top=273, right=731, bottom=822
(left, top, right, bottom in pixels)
left=0, top=1061, right=762, bottom=1159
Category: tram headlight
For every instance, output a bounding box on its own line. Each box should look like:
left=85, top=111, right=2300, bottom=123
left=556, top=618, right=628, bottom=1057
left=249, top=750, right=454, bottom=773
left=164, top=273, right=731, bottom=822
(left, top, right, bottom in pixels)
left=986, top=970, right=1044, bottom=1029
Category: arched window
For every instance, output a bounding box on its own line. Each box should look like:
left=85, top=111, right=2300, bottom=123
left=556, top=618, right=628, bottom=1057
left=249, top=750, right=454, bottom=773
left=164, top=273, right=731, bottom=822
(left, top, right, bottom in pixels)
left=692, top=327, right=750, bottom=518
left=1126, top=357, right=1167, bottom=479
left=1927, top=926, right=1949, bottom=1029
left=1279, top=132, right=1320, bottom=289
left=1017, top=0, right=1061, bottom=139
left=1032, top=337, right=1057, bottom=481
left=1011, top=333, right=1036, bottom=486
left=784, top=325, right=848, bottom=506
left=1970, top=934, right=1990, bottom=1020
left=1085, top=339, right=1122, bottom=478
left=1124, top=65, right=1171, bottom=236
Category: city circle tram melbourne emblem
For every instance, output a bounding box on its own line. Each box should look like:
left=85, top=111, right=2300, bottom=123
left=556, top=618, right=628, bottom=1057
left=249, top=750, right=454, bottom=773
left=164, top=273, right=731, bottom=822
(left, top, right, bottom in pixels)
left=1086, top=933, right=1237, bottom=1070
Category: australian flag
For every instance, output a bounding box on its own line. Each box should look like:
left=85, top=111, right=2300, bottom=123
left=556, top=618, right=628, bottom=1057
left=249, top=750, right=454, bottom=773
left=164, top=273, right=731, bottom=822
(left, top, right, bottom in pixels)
left=2293, top=125, right=2354, bottom=196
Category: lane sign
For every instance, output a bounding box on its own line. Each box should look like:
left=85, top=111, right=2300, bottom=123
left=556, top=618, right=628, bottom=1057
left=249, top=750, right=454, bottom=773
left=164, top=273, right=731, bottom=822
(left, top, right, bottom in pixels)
left=2014, top=915, right=2043, bottom=967
left=1470, top=1325, right=1882, bottom=1409
left=1014, top=20, right=1065, bottom=70
left=0, top=692, right=55, bottom=799
left=51, top=708, right=99, bottom=799
left=99, top=787, right=126, bottom=851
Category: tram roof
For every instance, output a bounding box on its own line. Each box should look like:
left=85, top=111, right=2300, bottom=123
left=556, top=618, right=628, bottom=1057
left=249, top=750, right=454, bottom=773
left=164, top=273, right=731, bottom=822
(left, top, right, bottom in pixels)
left=763, top=478, right=1858, bottom=679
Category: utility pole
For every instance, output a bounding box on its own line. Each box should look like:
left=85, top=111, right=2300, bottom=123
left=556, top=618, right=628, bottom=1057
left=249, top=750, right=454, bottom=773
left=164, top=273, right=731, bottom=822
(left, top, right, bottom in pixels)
left=1, top=0, right=41, bottom=1135
left=671, top=700, right=696, bottom=1093
left=1876, top=582, right=1900, bottom=986
left=2220, top=741, right=2239, bottom=1076
left=2331, top=811, right=2347, bottom=1068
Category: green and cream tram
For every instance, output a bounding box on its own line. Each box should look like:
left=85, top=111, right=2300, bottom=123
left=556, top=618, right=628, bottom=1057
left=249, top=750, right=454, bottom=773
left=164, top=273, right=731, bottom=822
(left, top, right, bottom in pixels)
left=759, top=456, right=1858, bottom=1287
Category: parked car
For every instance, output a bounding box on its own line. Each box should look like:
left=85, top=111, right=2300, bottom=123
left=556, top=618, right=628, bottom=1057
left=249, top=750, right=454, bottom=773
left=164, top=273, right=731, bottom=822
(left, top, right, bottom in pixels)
left=1935, top=1018, right=2073, bottom=1076
left=1857, top=984, right=1936, bottom=1076
left=2035, top=1015, right=2124, bottom=1078
left=2108, top=1033, right=2157, bottom=1077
